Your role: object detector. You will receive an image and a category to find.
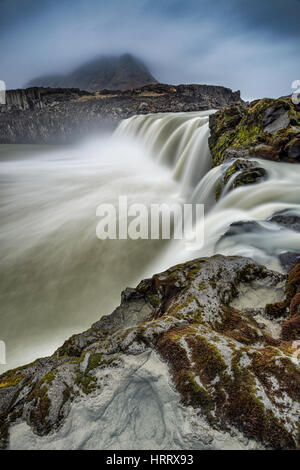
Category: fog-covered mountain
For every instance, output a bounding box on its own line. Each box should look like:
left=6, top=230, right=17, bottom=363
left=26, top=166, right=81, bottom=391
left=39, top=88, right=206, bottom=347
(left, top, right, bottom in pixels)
left=26, top=53, right=157, bottom=91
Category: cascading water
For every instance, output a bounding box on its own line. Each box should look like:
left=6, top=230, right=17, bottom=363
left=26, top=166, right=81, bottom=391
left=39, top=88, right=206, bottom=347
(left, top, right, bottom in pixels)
left=119, top=112, right=300, bottom=273
left=1, top=110, right=300, bottom=372
left=0, top=139, right=181, bottom=372
left=116, top=111, right=215, bottom=193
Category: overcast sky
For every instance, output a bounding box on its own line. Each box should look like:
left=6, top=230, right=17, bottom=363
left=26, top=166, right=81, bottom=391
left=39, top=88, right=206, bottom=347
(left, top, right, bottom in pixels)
left=0, top=0, right=299, bottom=100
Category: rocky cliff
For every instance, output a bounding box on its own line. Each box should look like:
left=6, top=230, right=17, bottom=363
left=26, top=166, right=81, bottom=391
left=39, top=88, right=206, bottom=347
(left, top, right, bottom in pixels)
left=3, top=87, right=90, bottom=111
left=0, top=84, right=242, bottom=144
left=0, top=255, right=299, bottom=450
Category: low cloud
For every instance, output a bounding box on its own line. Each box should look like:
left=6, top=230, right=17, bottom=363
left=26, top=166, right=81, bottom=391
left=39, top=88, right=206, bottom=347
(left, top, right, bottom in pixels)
left=0, top=0, right=299, bottom=99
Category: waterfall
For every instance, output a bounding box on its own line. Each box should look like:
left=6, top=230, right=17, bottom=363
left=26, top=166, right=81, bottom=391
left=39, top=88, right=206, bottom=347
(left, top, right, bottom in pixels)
left=0, top=137, right=181, bottom=371
left=117, top=111, right=215, bottom=194
left=1, top=110, right=299, bottom=372
left=117, top=111, right=300, bottom=273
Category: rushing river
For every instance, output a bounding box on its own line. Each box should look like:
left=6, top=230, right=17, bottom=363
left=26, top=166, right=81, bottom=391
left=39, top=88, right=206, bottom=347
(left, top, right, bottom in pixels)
left=1, top=111, right=300, bottom=372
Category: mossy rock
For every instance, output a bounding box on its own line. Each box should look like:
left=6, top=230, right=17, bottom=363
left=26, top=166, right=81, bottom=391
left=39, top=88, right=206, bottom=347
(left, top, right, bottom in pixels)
left=209, top=97, right=300, bottom=167
left=215, top=158, right=266, bottom=200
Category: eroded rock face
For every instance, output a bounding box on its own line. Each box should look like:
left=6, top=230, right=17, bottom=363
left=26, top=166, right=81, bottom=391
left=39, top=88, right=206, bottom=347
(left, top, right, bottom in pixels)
left=3, top=88, right=90, bottom=111
left=209, top=97, right=300, bottom=167
left=0, top=255, right=299, bottom=450
left=0, top=84, right=241, bottom=144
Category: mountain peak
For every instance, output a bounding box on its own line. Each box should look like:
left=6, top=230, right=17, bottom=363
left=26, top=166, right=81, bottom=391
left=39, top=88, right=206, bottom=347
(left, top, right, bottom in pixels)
left=26, top=54, right=158, bottom=92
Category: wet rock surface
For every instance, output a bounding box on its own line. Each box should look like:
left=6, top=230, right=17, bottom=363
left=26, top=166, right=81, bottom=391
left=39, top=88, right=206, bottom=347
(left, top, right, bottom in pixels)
left=215, top=158, right=267, bottom=201
left=218, top=213, right=300, bottom=273
left=0, top=255, right=299, bottom=450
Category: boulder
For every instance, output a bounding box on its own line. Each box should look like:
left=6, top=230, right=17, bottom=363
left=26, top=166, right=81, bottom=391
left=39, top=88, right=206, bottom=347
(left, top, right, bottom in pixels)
left=209, top=97, right=300, bottom=166
left=0, top=255, right=299, bottom=450
left=215, top=159, right=266, bottom=200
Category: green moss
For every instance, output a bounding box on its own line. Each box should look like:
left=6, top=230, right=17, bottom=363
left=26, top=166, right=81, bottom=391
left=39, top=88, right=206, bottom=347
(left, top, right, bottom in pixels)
left=233, top=123, right=262, bottom=147
left=74, top=372, right=97, bottom=395
left=41, top=370, right=56, bottom=385
left=86, top=353, right=103, bottom=374
left=39, top=386, right=51, bottom=419
left=72, top=352, right=107, bottom=394
left=198, top=282, right=206, bottom=290
left=25, top=382, right=52, bottom=432
left=209, top=96, right=299, bottom=168
left=211, top=130, right=236, bottom=167
left=168, top=296, right=204, bottom=324
left=147, top=293, right=160, bottom=307
left=188, top=335, right=227, bottom=380
left=0, top=358, right=39, bottom=381
left=215, top=159, right=266, bottom=201
left=0, top=373, right=24, bottom=389
left=186, top=266, right=202, bottom=280
left=187, top=371, right=214, bottom=411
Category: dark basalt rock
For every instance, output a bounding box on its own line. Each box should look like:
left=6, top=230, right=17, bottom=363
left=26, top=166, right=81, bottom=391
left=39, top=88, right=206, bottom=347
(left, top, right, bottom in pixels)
left=215, top=158, right=266, bottom=200
left=0, top=83, right=242, bottom=144
left=219, top=220, right=266, bottom=238
left=3, top=87, right=90, bottom=111
left=269, top=212, right=300, bottom=232
left=262, top=105, right=290, bottom=133
left=287, top=137, right=300, bottom=160
left=217, top=212, right=300, bottom=273
left=279, top=252, right=300, bottom=272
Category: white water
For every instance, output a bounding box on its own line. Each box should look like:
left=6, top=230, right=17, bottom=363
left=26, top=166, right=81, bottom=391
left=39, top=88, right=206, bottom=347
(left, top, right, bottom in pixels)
left=116, top=111, right=214, bottom=194
left=1, top=111, right=300, bottom=372
left=119, top=112, right=300, bottom=274
left=0, top=139, right=181, bottom=372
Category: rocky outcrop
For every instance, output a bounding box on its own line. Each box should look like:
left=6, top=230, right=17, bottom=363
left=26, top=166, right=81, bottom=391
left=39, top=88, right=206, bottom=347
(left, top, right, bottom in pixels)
left=0, top=83, right=242, bottom=144
left=3, top=87, right=90, bottom=111
left=209, top=97, right=300, bottom=167
left=0, top=255, right=299, bottom=450
left=215, top=158, right=267, bottom=201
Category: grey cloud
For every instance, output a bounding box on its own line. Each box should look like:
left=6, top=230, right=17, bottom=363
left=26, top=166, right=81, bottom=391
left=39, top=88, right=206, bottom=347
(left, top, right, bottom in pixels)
left=0, top=0, right=299, bottom=99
